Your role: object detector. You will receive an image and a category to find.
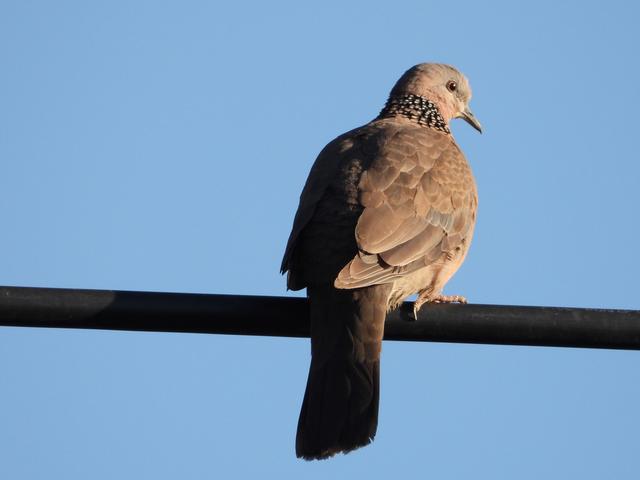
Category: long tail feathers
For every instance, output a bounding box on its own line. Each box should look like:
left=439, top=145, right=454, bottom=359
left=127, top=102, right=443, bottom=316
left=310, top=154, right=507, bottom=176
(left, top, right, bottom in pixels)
left=296, top=285, right=387, bottom=460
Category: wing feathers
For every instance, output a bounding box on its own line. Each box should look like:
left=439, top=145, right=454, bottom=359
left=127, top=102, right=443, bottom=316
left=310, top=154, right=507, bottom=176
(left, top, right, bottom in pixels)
left=336, top=127, right=476, bottom=289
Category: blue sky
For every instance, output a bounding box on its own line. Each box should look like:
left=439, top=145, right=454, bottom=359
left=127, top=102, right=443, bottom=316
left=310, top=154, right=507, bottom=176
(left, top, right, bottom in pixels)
left=1, top=1, right=639, bottom=478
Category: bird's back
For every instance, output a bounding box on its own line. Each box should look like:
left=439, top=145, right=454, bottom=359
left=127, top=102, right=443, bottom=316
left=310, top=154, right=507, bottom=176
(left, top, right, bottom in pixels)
left=282, top=119, right=398, bottom=289
left=282, top=117, right=476, bottom=293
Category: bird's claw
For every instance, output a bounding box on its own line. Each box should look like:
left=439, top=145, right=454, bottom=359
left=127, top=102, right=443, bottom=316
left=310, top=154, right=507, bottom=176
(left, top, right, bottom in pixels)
left=412, top=294, right=468, bottom=320
left=431, top=294, right=468, bottom=304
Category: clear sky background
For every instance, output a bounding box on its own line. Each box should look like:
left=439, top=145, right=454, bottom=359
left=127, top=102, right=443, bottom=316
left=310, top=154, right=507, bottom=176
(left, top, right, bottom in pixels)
left=1, top=1, right=639, bottom=478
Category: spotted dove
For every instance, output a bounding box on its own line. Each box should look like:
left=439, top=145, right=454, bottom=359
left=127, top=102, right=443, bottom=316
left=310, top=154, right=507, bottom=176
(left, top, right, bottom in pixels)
left=281, top=63, right=481, bottom=460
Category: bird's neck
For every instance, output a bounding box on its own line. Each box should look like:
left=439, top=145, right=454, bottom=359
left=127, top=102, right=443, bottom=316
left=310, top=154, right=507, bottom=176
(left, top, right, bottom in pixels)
left=377, top=94, right=450, bottom=134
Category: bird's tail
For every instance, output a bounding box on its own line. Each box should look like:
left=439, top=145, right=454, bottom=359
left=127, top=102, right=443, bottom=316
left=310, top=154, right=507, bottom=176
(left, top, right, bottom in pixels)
left=296, top=285, right=388, bottom=460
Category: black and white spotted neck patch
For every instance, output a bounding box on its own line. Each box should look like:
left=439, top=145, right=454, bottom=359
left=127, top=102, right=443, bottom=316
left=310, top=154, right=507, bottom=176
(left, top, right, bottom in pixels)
left=378, top=94, right=450, bottom=134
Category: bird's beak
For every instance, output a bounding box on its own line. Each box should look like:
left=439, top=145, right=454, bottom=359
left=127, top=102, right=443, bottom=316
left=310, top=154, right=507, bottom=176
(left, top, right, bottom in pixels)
left=460, top=108, right=482, bottom=133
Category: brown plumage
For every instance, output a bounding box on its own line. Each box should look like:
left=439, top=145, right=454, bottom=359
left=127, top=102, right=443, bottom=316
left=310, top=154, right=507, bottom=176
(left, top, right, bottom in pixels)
left=281, top=63, right=481, bottom=460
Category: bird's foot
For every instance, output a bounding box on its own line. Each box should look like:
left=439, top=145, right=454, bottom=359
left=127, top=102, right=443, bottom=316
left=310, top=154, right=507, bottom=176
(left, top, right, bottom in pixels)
left=413, top=293, right=467, bottom=320
left=431, top=294, right=468, bottom=304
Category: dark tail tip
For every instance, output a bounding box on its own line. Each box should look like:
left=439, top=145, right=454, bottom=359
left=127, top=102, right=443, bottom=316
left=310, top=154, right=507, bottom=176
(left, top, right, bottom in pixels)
left=295, top=359, right=380, bottom=461
left=296, top=436, right=374, bottom=461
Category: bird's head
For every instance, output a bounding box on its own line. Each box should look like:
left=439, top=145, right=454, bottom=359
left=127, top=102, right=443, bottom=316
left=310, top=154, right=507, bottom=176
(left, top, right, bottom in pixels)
left=390, top=63, right=482, bottom=133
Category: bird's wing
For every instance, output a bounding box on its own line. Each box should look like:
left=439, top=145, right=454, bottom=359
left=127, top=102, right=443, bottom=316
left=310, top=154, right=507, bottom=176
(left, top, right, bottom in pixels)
left=335, top=127, right=476, bottom=289
left=281, top=125, right=375, bottom=289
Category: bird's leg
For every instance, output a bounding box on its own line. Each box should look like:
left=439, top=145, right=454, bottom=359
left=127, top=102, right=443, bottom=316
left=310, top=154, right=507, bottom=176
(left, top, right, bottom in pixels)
left=413, top=292, right=468, bottom=320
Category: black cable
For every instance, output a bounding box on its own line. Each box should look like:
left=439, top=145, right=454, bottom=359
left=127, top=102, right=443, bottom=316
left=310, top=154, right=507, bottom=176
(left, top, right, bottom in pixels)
left=1, top=286, right=639, bottom=350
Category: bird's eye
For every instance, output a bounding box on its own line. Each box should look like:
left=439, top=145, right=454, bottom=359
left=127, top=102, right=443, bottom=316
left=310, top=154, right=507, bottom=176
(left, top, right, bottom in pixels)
left=446, top=81, right=457, bottom=93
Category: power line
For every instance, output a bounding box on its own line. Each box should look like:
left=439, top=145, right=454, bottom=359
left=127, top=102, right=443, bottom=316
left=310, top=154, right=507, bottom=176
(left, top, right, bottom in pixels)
left=1, top=286, right=639, bottom=350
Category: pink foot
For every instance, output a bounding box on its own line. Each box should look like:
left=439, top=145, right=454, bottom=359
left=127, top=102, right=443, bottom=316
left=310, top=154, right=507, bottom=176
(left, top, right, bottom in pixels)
left=413, top=293, right=468, bottom=319
left=431, top=294, right=468, bottom=304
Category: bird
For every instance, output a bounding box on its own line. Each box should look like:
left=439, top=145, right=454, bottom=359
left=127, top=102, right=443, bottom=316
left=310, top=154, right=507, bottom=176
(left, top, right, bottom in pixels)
left=281, top=63, right=481, bottom=460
